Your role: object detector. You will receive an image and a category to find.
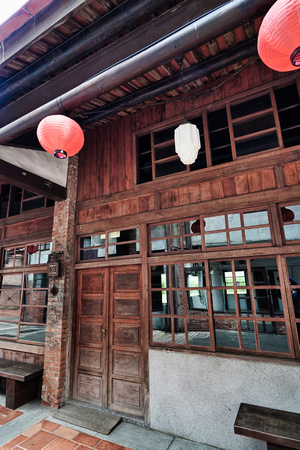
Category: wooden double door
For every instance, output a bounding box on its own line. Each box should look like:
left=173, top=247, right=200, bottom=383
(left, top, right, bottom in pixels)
left=72, top=265, right=146, bottom=417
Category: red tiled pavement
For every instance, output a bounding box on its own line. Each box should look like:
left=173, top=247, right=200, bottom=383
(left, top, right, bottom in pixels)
left=0, top=405, right=22, bottom=426
left=2, top=419, right=133, bottom=450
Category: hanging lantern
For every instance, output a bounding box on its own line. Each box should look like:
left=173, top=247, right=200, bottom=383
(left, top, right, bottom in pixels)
left=174, top=120, right=201, bottom=165
left=281, top=206, right=295, bottom=222
left=257, top=0, right=300, bottom=72
left=191, top=220, right=200, bottom=233
left=37, top=115, right=84, bottom=159
left=27, top=245, right=38, bottom=254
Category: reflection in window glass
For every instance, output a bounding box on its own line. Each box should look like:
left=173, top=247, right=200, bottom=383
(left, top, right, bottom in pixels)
left=40, top=243, right=52, bottom=264
left=170, top=222, right=180, bottom=236
left=19, top=324, right=46, bottom=343
left=151, top=224, right=167, bottom=239
left=284, top=223, right=300, bottom=241
left=241, top=320, right=256, bottom=349
left=204, top=215, right=225, bottom=231
left=152, top=318, right=172, bottom=343
left=21, top=306, right=47, bottom=323
left=243, top=211, right=269, bottom=226
left=205, top=232, right=227, bottom=247
left=215, top=319, right=239, bottom=348
left=245, top=227, right=271, bottom=244
left=187, top=290, right=207, bottom=310
left=174, top=318, right=185, bottom=344
left=187, top=320, right=210, bottom=346
left=228, top=214, right=241, bottom=228
left=258, top=321, right=289, bottom=353
left=229, top=230, right=243, bottom=246
left=27, top=245, right=39, bottom=265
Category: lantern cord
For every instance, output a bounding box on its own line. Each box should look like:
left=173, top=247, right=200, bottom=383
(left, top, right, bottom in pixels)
left=175, top=55, right=187, bottom=120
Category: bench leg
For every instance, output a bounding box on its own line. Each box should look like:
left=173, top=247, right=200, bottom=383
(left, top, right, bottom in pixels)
left=6, top=378, right=40, bottom=410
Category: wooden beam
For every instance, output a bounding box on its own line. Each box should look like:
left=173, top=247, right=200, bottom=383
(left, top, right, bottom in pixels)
left=0, top=160, right=66, bottom=201
left=0, top=0, right=95, bottom=70
left=0, top=0, right=227, bottom=127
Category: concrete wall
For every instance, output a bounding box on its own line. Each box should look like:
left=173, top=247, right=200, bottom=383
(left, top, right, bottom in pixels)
left=149, top=349, right=300, bottom=449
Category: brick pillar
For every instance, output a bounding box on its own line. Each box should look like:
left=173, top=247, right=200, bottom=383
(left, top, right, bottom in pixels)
left=41, top=156, right=78, bottom=408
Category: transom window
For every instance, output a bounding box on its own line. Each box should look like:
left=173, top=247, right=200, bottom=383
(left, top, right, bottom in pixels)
left=150, top=209, right=272, bottom=254
left=0, top=242, right=51, bottom=345
left=0, top=184, right=54, bottom=218
left=137, top=81, right=300, bottom=183
left=80, top=228, right=140, bottom=261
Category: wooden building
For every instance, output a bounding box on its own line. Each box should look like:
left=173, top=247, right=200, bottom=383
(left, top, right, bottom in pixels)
left=0, top=1, right=299, bottom=448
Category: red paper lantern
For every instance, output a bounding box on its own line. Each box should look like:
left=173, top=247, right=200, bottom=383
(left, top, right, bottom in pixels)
left=258, top=0, right=300, bottom=72
left=27, top=245, right=38, bottom=254
left=37, top=115, right=84, bottom=158
left=281, top=206, right=295, bottom=222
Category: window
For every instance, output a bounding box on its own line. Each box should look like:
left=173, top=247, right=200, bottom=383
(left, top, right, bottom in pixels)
left=0, top=184, right=54, bottom=218
left=137, top=81, right=300, bottom=183
left=0, top=242, right=51, bottom=344
left=149, top=205, right=300, bottom=358
left=150, top=209, right=272, bottom=254
left=80, top=228, right=140, bottom=261
left=150, top=257, right=297, bottom=356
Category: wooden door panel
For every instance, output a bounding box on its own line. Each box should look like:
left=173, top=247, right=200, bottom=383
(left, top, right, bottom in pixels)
left=112, top=379, right=142, bottom=408
left=113, top=296, right=140, bottom=318
left=112, top=350, right=141, bottom=377
left=78, top=347, right=102, bottom=371
left=113, top=324, right=140, bottom=346
left=77, top=373, right=102, bottom=399
left=109, top=266, right=144, bottom=416
left=73, top=268, right=108, bottom=407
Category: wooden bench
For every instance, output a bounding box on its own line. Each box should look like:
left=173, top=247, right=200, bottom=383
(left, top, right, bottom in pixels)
left=0, top=359, right=43, bottom=410
left=234, top=403, right=300, bottom=450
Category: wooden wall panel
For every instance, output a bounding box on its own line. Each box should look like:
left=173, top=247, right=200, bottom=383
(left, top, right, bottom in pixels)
left=5, top=216, right=53, bottom=239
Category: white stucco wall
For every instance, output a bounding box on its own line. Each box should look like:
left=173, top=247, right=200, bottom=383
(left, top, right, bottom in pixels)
left=149, top=349, right=300, bottom=449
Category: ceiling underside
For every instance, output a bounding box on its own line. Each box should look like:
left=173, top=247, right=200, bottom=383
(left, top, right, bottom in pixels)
left=0, top=0, right=277, bottom=200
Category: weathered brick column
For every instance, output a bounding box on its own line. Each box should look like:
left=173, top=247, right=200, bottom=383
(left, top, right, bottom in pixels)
left=41, top=156, right=78, bottom=408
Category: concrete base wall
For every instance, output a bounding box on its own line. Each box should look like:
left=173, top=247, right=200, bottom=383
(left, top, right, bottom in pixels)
left=149, top=349, right=300, bottom=450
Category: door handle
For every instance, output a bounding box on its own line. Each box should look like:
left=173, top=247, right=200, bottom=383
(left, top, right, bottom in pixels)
left=102, top=327, right=107, bottom=338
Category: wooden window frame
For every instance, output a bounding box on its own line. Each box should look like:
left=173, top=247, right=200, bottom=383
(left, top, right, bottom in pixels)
left=136, top=78, right=299, bottom=184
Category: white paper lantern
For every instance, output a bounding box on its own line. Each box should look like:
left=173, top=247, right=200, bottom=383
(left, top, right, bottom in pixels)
left=174, top=121, right=201, bottom=165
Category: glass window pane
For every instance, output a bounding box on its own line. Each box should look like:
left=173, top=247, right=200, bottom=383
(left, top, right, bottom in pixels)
left=155, top=159, right=186, bottom=177
left=241, top=320, right=256, bottom=349
left=258, top=321, right=289, bottom=353
left=80, top=247, right=105, bottom=260
left=210, top=261, right=230, bottom=286
left=173, top=291, right=184, bottom=315
left=171, top=265, right=183, bottom=288
left=24, top=273, right=48, bottom=288
left=230, top=230, right=243, bottom=246
left=15, top=248, right=25, bottom=267
left=1, top=273, right=22, bottom=289
left=21, top=306, right=47, bottom=323
left=238, top=290, right=252, bottom=315
left=0, top=321, right=18, bottom=338
left=27, top=245, right=39, bottom=265
left=233, top=112, right=275, bottom=138
left=205, top=232, right=227, bottom=248
left=189, top=235, right=202, bottom=250
left=151, top=291, right=170, bottom=314
left=151, top=239, right=168, bottom=253
left=19, top=324, right=46, bottom=343
left=228, top=214, right=241, bottom=228
left=40, top=243, right=52, bottom=264
left=170, top=238, right=182, bottom=251
left=250, top=258, right=277, bottom=286
left=81, top=234, right=105, bottom=247
left=187, top=320, right=210, bottom=346
left=215, top=319, right=239, bottom=348
left=243, top=211, right=269, bottom=226
left=231, top=93, right=272, bottom=119
left=236, top=132, right=278, bottom=156
left=187, top=290, right=207, bottom=311
left=151, top=266, right=169, bottom=288
left=108, top=242, right=140, bottom=257
left=174, top=318, right=185, bottom=344
left=22, top=290, right=48, bottom=307
left=204, top=215, right=225, bottom=231
left=286, top=257, right=300, bottom=318
left=184, top=263, right=206, bottom=287
left=3, top=249, right=15, bottom=268
left=212, top=290, right=226, bottom=313
left=284, top=223, right=300, bottom=241
left=152, top=318, right=172, bottom=343
left=170, top=222, right=180, bottom=236
left=108, top=228, right=139, bottom=243
left=245, top=227, right=271, bottom=244
left=151, top=224, right=168, bottom=239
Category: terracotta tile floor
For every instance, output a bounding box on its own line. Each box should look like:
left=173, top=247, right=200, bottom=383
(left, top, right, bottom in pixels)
left=2, top=420, right=133, bottom=449
left=0, top=405, right=23, bottom=426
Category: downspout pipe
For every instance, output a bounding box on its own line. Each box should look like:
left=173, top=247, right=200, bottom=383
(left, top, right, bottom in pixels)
left=0, top=0, right=274, bottom=144
left=79, top=39, right=258, bottom=127
left=0, top=0, right=174, bottom=106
